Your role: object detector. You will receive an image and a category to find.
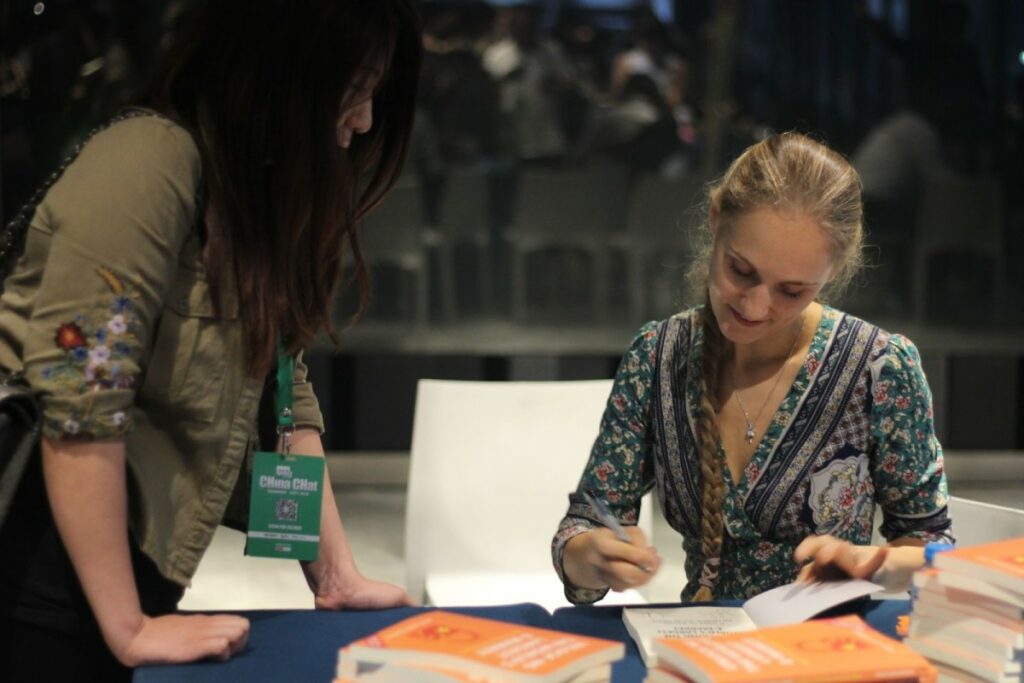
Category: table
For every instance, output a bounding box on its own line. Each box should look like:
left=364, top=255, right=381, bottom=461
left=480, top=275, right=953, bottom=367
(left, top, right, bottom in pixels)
left=133, top=599, right=909, bottom=682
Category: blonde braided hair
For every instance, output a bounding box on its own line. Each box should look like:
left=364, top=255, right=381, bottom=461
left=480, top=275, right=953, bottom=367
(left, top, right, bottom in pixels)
left=692, top=300, right=729, bottom=602
left=685, top=132, right=864, bottom=600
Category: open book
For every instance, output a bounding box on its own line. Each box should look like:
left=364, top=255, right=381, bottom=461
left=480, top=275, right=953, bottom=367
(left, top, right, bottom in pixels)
left=623, top=578, right=883, bottom=666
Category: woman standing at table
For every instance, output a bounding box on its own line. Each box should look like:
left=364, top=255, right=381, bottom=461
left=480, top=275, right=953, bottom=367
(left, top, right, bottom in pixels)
left=0, top=1, right=421, bottom=680
left=552, top=132, right=954, bottom=604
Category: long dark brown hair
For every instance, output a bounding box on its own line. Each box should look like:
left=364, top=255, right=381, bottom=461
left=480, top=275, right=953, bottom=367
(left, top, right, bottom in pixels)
left=145, top=0, right=422, bottom=374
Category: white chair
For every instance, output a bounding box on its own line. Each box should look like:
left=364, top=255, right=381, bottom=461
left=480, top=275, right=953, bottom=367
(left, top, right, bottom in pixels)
left=405, top=379, right=654, bottom=612
left=947, top=496, right=1024, bottom=547
left=871, top=496, right=1024, bottom=548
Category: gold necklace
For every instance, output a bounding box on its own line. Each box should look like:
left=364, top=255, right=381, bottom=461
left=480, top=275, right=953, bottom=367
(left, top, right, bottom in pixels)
left=733, top=316, right=805, bottom=444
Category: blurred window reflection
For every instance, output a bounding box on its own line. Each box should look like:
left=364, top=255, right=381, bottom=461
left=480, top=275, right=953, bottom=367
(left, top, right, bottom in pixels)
left=3, top=0, right=1022, bottom=351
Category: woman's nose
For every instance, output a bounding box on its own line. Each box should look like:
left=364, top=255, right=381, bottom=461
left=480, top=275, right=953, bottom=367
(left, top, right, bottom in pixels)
left=345, top=100, right=373, bottom=135
left=738, top=283, right=770, bottom=319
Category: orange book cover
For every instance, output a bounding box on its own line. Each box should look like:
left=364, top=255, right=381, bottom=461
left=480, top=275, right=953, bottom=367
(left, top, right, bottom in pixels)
left=932, top=536, right=1024, bottom=595
left=338, top=610, right=624, bottom=683
left=335, top=663, right=613, bottom=683
left=652, top=615, right=937, bottom=683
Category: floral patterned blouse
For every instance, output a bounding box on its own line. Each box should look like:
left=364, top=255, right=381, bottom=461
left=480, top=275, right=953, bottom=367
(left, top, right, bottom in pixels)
left=552, top=306, right=953, bottom=602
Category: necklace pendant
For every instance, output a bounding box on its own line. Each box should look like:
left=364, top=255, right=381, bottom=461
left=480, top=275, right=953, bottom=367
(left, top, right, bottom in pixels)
left=745, top=424, right=755, bottom=443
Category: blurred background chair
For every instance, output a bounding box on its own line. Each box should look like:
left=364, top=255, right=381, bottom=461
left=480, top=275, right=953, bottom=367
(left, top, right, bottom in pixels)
left=620, top=173, right=707, bottom=321
left=405, top=379, right=654, bottom=612
left=435, top=168, right=494, bottom=318
left=506, top=163, right=628, bottom=322
left=356, top=179, right=438, bottom=327
left=913, top=173, right=1004, bottom=323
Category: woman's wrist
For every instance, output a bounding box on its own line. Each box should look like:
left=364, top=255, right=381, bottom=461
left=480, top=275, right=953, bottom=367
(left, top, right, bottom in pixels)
left=872, top=544, right=926, bottom=592
left=562, top=532, right=607, bottom=590
left=301, top=553, right=361, bottom=596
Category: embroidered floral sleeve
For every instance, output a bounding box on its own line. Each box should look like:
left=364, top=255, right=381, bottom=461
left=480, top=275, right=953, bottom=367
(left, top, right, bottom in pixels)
left=552, top=320, right=660, bottom=604
left=21, top=118, right=200, bottom=440
left=869, top=333, right=954, bottom=544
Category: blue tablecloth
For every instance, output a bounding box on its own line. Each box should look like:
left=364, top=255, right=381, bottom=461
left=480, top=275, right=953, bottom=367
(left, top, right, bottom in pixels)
left=132, top=603, right=551, bottom=683
left=132, top=599, right=910, bottom=682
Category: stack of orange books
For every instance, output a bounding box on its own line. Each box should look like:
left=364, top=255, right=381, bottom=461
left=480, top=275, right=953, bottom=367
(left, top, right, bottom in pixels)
left=642, top=614, right=937, bottom=683
left=906, top=536, right=1024, bottom=683
left=334, top=610, right=624, bottom=682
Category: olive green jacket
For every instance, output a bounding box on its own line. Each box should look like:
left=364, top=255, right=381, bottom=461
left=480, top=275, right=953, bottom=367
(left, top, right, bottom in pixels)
left=0, top=115, right=324, bottom=586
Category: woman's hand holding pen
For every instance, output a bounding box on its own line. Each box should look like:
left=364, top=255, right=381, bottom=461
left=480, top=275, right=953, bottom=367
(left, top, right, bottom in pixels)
left=563, top=527, right=662, bottom=592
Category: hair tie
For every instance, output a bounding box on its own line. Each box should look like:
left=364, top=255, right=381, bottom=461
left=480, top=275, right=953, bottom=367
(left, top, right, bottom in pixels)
left=698, top=556, right=720, bottom=589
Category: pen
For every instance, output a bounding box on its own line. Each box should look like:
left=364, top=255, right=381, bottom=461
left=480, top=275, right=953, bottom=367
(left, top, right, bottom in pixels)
left=581, top=489, right=631, bottom=543
left=581, top=490, right=653, bottom=574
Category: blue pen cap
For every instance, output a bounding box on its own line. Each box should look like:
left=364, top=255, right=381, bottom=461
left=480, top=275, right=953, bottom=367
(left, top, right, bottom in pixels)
left=924, top=541, right=954, bottom=565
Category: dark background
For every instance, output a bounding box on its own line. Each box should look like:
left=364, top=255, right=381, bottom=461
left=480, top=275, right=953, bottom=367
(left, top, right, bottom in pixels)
left=2, top=0, right=1022, bottom=451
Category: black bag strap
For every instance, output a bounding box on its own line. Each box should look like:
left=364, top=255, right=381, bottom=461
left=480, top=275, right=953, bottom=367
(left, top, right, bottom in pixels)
left=0, top=107, right=173, bottom=283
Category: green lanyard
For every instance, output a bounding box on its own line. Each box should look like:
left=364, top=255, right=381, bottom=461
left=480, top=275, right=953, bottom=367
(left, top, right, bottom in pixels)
left=247, top=340, right=323, bottom=561
left=276, top=339, right=295, bottom=454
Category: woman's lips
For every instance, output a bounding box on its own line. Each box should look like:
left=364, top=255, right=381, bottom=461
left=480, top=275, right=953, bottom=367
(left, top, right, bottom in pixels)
left=730, top=306, right=764, bottom=327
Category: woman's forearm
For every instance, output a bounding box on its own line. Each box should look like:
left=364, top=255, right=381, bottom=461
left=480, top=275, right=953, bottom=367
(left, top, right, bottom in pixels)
left=287, top=430, right=360, bottom=588
left=41, top=437, right=145, bottom=657
left=874, top=538, right=927, bottom=592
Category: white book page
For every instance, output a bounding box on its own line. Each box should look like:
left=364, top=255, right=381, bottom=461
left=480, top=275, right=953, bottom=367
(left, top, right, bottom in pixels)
left=623, top=606, right=757, bottom=665
left=742, top=578, right=883, bottom=628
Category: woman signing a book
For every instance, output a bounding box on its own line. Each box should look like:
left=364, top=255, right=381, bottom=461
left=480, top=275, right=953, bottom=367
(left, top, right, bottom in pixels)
left=0, top=1, right=421, bottom=680
left=553, top=132, right=955, bottom=604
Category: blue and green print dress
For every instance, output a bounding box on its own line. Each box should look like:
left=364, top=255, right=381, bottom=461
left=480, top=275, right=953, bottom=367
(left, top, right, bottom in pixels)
left=552, top=306, right=953, bottom=602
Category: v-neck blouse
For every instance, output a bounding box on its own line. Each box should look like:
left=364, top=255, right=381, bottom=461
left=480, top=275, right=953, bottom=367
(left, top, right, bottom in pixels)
left=553, top=305, right=953, bottom=603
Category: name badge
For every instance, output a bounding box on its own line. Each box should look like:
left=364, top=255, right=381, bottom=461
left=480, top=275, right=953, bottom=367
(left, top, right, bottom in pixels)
left=246, top=450, right=324, bottom=561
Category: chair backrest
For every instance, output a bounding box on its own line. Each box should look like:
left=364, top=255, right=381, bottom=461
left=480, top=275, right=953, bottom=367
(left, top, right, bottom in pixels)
left=361, top=181, right=429, bottom=266
left=405, top=379, right=654, bottom=604
left=437, top=170, right=490, bottom=242
left=916, top=172, right=1003, bottom=253
left=510, top=164, right=628, bottom=241
left=626, top=174, right=707, bottom=247
left=948, top=496, right=1024, bottom=547
left=870, top=496, right=1024, bottom=548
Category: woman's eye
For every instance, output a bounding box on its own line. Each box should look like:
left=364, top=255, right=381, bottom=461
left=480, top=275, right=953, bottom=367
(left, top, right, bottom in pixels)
left=729, top=262, right=754, bottom=279
left=781, top=288, right=804, bottom=299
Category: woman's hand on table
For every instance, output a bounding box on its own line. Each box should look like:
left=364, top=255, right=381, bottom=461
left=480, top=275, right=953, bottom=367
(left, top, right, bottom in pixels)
left=114, top=613, right=250, bottom=667
left=793, top=534, right=888, bottom=583
left=563, top=527, right=661, bottom=592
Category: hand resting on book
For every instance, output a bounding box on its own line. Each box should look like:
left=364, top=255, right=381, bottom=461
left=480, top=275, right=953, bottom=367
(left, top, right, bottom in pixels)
left=794, top=534, right=926, bottom=591
left=563, top=526, right=662, bottom=592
